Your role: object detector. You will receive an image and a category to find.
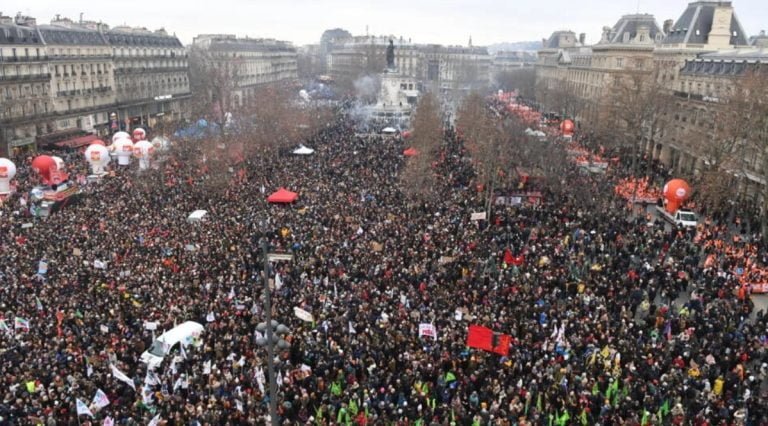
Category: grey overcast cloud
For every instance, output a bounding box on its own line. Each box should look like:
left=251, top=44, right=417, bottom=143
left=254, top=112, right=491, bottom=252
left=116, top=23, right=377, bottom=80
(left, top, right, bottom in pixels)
left=4, top=0, right=767, bottom=46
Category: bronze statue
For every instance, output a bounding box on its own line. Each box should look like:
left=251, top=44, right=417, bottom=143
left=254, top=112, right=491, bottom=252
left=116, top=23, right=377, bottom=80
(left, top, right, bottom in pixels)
left=386, top=39, right=395, bottom=69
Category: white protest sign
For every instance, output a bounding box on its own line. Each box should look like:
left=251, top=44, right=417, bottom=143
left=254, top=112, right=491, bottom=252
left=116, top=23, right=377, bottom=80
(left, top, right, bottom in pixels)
left=470, top=212, right=487, bottom=221
left=418, top=323, right=437, bottom=340
left=293, top=307, right=314, bottom=323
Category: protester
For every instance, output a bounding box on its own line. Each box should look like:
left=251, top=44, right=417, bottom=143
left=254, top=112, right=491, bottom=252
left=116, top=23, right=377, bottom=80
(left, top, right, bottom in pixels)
left=0, top=105, right=766, bottom=426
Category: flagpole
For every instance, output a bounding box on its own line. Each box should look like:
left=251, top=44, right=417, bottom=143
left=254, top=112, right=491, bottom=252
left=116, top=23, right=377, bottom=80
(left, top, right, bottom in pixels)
left=262, top=240, right=278, bottom=426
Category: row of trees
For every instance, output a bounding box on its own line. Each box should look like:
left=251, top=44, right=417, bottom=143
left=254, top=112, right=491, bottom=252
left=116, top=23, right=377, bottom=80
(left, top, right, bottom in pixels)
left=181, top=48, right=336, bottom=191
left=402, top=90, right=568, bottom=214
left=536, top=62, right=768, bottom=230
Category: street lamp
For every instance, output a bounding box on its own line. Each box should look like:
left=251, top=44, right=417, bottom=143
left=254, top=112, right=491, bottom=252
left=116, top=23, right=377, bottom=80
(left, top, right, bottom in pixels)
left=256, top=240, right=291, bottom=426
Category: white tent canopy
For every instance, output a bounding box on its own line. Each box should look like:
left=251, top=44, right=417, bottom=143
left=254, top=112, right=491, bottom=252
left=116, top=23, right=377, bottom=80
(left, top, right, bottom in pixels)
left=187, top=210, right=208, bottom=223
left=292, top=145, right=315, bottom=155
left=381, top=127, right=397, bottom=134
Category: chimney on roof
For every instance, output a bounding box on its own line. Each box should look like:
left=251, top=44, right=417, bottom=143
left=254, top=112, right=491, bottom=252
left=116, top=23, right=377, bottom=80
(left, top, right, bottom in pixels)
left=579, top=33, right=586, bottom=45
left=14, top=13, right=37, bottom=27
left=663, top=19, right=673, bottom=35
left=708, top=3, right=735, bottom=49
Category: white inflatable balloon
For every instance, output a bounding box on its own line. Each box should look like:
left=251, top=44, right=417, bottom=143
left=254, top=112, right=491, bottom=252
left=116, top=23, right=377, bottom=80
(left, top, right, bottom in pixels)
left=85, top=144, right=111, bottom=175
left=133, top=140, right=155, bottom=170
left=112, top=132, right=130, bottom=144
left=0, top=157, right=17, bottom=194
left=151, top=136, right=171, bottom=152
left=113, top=138, right=134, bottom=166
left=51, top=156, right=66, bottom=172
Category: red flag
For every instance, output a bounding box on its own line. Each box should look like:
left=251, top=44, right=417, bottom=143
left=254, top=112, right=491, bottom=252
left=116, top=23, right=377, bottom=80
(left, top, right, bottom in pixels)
left=466, top=325, right=511, bottom=356
left=467, top=325, right=493, bottom=350
left=503, top=249, right=514, bottom=265
left=512, top=255, right=525, bottom=266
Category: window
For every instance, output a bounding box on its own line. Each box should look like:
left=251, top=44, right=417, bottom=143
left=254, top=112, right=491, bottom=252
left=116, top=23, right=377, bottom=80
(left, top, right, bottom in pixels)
left=616, top=58, right=623, bottom=68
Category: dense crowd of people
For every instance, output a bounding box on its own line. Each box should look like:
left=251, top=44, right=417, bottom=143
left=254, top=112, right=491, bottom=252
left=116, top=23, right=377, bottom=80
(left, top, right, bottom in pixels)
left=1, top=105, right=768, bottom=426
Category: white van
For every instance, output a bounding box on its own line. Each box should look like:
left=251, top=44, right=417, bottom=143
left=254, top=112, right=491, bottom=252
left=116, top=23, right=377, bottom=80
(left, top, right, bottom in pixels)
left=140, top=321, right=204, bottom=369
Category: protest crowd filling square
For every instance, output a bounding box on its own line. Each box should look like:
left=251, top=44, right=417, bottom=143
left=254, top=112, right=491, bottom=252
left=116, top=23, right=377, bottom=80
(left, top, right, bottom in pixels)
left=0, top=98, right=767, bottom=426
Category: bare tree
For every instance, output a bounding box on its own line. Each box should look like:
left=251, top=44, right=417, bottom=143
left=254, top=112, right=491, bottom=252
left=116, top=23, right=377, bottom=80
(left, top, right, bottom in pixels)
left=188, top=47, right=243, bottom=137
left=457, top=92, right=514, bottom=213
left=733, top=69, right=768, bottom=236
left=400, top=93, right=443, bottom=201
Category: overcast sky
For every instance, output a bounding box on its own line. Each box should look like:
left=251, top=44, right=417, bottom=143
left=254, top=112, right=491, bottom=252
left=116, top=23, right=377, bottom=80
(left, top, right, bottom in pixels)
left=5, top=0, right=767, bottom=47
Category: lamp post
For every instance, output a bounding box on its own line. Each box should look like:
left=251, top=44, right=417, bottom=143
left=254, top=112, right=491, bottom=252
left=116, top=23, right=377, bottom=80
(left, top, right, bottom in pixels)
left=256, top=240, right=291, bottom=425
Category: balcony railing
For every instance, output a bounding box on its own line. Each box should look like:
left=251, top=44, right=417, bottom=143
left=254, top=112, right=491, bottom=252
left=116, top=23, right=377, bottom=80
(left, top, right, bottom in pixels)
left=49, top=54, right=112, bottom=61
left=0, top=56, right=49, bottom=62
left=55, top=87, right=113, bottom=97
left=114, top=66, right=188, bottom=74
left=0, top=73, right=51, bottom=82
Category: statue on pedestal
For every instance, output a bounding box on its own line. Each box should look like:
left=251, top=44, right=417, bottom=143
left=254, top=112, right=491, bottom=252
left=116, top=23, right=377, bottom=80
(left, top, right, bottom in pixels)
left=386, top=39, right=395, bottom=70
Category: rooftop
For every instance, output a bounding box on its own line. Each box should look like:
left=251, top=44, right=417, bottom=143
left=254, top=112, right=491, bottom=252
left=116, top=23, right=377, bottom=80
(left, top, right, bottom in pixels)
left=598, top=14, right=665, bottom=46
left=37, top=25, right=108, bottom=46
left=0, top=23, right=43, bottom=45
left=662, top=1, right=749, bottom=46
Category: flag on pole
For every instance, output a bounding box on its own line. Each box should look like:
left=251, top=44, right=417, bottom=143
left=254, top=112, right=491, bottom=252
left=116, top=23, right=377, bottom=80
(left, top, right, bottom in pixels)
left=35, top=297, right=43, bottom=311
left=348, top=321, right=356, bottom=334
left=148, top=414, right=162, bottom=426
left=110, top=364, right=136, bottom=391
left=76, top=398, right=94, bottom=417
left=0, top=319, right=9, bottom=334
left=466, top=324, right=511, bottom=356
left=14, top=317, right=30, bottom=331
left=92, top=388, right=110, bottom=408
left=275, top=273, right=283, bottom=290
left=255, top=367, right=266, bottom=393
left=103, top=417, right=115, bottom=426
left=145, top=370, right=160, bottom=386
left=180, top=343, right=187, bottom=360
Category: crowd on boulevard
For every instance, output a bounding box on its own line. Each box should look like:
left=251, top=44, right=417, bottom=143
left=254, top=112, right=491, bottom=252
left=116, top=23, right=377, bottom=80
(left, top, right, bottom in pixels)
left=1, top=108, right=768, bottom=426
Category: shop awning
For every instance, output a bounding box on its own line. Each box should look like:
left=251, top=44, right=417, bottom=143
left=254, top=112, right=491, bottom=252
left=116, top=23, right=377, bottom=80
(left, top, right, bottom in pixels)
left=53, top=134, right=99, bottom=149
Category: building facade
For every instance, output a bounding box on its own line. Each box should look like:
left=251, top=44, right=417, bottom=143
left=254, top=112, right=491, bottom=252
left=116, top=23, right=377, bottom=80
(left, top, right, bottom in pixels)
left=37, top=20, right=116, bottom=144
left=0, top=12, right=190, bottom=156
left=324, top=35, right=490, bottom=98
left=106, top=27, right=190, bottom=129
left=191, top=34, right=298, bottom=108
left=535, top=14, right=665, bottom=124
left=0, top=14, right=50, bottom=156
left=533, top=1, right=766, bottom=191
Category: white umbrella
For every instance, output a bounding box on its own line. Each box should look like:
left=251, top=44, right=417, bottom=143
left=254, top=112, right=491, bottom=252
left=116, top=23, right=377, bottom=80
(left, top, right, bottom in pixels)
left=292, top=145, right=315, bottom=155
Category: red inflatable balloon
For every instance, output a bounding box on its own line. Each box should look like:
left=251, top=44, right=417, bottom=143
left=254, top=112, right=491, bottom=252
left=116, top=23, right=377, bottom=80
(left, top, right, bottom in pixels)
left=31, top=155, right=68, bottom=185
left=31, top=155, right=56, bottom=184
left=663, top=179, right=691, bottom=213
left=560, top=119, right=575, bottom=136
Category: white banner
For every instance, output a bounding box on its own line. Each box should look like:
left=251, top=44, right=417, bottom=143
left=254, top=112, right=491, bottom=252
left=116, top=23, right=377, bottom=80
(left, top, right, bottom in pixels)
left=470, top=212, right=487, bottom=221
left=76, top=398, right=94, bottom=418
left=293, top=306, right=314, bottom=323
left=110, top=364, right=136, bottom=391
left=92, top=388, right=110, bottom=408
left=418, top=323, right=437, bottom=340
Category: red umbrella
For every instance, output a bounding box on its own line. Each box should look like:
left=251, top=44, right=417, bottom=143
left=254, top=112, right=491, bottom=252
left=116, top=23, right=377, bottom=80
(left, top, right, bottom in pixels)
left=403, top=148, right=418, bottom=157
left=267, top=188, right=298, bottom=203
